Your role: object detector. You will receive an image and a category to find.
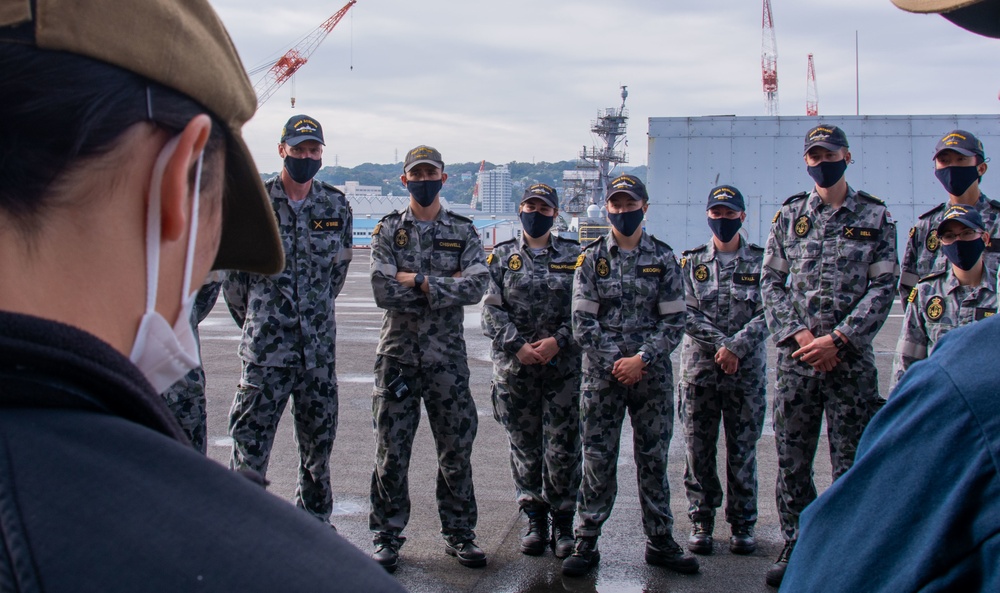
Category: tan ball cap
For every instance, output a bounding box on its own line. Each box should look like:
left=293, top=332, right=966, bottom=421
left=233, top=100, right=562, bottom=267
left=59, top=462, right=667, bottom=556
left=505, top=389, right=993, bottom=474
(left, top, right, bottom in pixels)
left=891, top=0, right=984, bottom=13
left=0, top=0, right=284, bottom=275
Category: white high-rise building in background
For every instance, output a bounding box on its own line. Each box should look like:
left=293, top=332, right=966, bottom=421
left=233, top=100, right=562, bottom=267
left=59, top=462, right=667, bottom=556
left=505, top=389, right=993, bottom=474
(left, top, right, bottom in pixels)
left=480, top=164, right=513, bottom=213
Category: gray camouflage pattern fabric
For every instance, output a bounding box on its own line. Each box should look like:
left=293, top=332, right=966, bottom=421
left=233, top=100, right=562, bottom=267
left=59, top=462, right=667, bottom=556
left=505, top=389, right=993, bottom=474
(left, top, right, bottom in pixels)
left=224, top=178, right=353, bottom=369
left=898, top=194, right=1000, bottom=307
left=762, top=186, right=898, bottom=541
left=678, top=238, right=768, bottom=526
left=160, top=279, right=221, bottom=454
left=572, top=231, right=686, bottom=538
left=482, top=234, right=582, bottom=513
left=223, top=177, right=352, bottom=523
left=892, top=263, right=998, bottom=388
left=368, top=206, right=488, bottom=542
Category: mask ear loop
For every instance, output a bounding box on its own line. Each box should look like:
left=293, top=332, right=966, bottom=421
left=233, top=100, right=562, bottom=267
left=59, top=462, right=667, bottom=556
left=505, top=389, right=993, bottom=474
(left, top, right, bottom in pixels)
left=142, top=135, right=183, bottom=318
left=180, top=149, right=204, bottom=305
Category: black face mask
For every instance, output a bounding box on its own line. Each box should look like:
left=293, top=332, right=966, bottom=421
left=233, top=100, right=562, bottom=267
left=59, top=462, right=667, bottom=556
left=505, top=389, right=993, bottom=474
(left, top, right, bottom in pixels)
left=284, top=155, right=322, bottom=184
left=935, top=166, right=980, bottom=197
left=708, top=217, right=742, bottom=243
left=942, top=237, right=986, bottom=271
left=406, top=179, right=443, bottom=207
left=806, top=159, right=848, bottom=188
left=608, top=208, right=645, bottom=237
left=520, top=211, right=554, bottom=238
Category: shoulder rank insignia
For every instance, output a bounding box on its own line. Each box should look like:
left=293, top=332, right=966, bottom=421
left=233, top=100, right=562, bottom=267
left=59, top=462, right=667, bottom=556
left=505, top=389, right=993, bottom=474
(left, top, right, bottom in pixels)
left=487, top=253, right=495, bottom=265
left=907, top=286, right=918, bottom=304
left=507, top=254, right=523, bottom=271
left=794, top=215, right=811, bottom=238
left=372, top=222, right=382, bottom=236
left=908, top=226, right=915, bottom=238
left=772, top=210, right=780, bottom=224
left=679, top=257, right=687, bottom=269
left=926, top=295, right=944, bottom=321
left=694, top=263, right=709, bottom=282
left=576, top=253, right=586, bottom=268
left=596, top=257, right=610, bottom=277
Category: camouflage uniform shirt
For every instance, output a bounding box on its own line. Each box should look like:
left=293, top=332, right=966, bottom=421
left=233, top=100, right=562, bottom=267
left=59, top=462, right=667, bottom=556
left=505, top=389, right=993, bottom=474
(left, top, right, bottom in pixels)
left=482, top=234, right=580, bottom=375
left=224, top=177, right=353, bottom=369
left=680, top=238, right=769, bottom=392
left=572, top=231, right=686, bottom=380
left=898, top=194, right=1000, bottom=305
left=762, top=187, right=899, bottom=376
left=370, top=207, right=489, bottom=364
left=893, top=262, right=999, bottom=385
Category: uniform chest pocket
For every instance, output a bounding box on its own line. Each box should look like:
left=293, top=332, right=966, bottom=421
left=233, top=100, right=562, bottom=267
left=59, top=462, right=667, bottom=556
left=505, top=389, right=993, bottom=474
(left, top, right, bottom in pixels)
left=596, top=278, right=622, bottom=301
left=432, top=239, right=464, bottom=275
left=504, top=268, right=534, bottom=299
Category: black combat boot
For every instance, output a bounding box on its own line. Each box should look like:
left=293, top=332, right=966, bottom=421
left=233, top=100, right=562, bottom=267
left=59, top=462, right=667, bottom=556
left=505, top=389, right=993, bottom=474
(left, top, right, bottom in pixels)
left=765, top=540, right=795, bottom=587
left=372, top=533, right=403, bottom=573
left=550, top=511, right=575, bottom=559
left=687, top=518, right=714, bottom=555
left=561, top=536, right=599, bottom=577
left=444, top=537, right=487, bottom=568
left=730, top=523, right=757, bottom=555
left=646, top=534, right=700, bottom=574
left=520, top=505, right=549, bottom=556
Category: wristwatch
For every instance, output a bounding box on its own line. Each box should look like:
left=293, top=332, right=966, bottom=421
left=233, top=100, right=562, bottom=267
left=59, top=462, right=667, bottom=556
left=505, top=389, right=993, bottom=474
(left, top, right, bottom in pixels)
left=639, top=351, right=653, bottom=366
left=413, top=273, right=425, bottom=290
left=830, top=332, right=845, bottom=349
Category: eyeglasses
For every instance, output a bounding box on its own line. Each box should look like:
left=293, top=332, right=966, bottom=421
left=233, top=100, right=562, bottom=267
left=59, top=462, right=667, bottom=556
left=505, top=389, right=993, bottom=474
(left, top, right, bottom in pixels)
left=938, top=229, right=982, bottom=244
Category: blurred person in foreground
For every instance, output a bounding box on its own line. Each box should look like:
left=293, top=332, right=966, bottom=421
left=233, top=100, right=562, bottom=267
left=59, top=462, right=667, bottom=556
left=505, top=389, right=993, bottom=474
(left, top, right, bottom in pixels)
left=0, top=1, right=403, bottom=591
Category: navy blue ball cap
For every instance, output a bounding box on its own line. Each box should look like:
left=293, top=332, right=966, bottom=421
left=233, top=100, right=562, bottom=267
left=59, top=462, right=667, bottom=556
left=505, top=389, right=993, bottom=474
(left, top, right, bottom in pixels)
left=938, top=204, right=986, bottom=234
left=933, top=130, right=985, bottom=161
left=606, top=174, right=648, bottom=202
left=804, top=124, right=849, bottom=155
left=707, top=185, right=745, bottom=212
left=281, top=115, right=324, bottom=146
left=521, top=183, right=559, bottom=209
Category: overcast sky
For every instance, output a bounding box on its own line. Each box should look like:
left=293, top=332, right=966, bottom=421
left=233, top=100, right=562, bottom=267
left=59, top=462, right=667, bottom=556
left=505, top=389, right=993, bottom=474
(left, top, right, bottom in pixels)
left=211, top=0, right=1000, bottom=173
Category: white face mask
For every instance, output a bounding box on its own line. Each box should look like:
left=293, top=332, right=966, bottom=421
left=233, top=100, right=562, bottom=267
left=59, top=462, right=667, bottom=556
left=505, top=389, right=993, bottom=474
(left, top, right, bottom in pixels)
left=129, top=135, right=205, bottom=394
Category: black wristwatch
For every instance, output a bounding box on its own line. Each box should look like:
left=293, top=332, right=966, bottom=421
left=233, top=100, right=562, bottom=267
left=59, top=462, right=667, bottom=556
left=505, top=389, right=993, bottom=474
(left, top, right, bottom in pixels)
left=413, top=273, right=425, bottom=290
left=830, top=332, right=845, bottom=349
left=639, top=351, right=653, bottom=366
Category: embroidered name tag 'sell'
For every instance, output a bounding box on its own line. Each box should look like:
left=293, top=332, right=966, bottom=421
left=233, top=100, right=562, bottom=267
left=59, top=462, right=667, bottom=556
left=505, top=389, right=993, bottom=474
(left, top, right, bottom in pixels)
left=843, top=227, right=877, bottom=241
left=311, top=218, right=342, bottom=231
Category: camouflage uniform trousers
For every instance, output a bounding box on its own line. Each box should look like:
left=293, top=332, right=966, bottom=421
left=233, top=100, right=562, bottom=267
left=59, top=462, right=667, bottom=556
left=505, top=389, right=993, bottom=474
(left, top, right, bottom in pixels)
left=229, top=361, right=339, bottom=522
left=369, top=355, right=479, bottom=543
left=773, top=368, right=879, bottom=541
left=491, top=362, right=581, bottom=514
left=162, top=366, right=209, bottom=454
left=679, top=381, right=766, bottom=527
left=576, top=369, right=677, bottom=539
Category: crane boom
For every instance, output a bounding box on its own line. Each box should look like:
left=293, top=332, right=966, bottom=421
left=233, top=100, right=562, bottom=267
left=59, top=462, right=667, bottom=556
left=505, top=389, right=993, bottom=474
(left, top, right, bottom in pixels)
left=471, top=160, right=486, bottom=210
left=761, top=0, right=779, bottom=116
left=253, top=0, right=357, bottom=108
left=806, top=54, right=819, bottom=116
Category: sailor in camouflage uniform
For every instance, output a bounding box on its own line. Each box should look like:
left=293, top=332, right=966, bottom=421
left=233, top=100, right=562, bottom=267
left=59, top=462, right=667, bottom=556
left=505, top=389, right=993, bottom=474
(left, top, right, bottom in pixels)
left=893, top=206, right=998, bottom=387
left=368, top=145, right=489, bottom=573
left=481, top=183, right=582, bottom=559
left=678, top=185, right=768, bottom=557
left=898, top=130, right=1000, bottom=308
left=563, top=174, right=699, bottom=578
left=224, top=115, right=352, bottom=524
left=761, top=124, right=899, bottom=588
left=161, top=277, right=222, bottom=454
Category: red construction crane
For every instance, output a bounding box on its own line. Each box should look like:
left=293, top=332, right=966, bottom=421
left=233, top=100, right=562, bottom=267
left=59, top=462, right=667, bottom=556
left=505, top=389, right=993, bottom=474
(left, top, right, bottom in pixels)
left=471, top=160, right=486, bottom=210
left=806, top=54, right=819, bottom=116
left=761, top=0, right=779, bottom=116
left=250, top=0, right=357, bottom=109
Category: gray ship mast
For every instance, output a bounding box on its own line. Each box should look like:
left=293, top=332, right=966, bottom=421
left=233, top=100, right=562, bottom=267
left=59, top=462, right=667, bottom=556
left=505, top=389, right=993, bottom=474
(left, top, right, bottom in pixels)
left=578, top=86, right=629, bottom=208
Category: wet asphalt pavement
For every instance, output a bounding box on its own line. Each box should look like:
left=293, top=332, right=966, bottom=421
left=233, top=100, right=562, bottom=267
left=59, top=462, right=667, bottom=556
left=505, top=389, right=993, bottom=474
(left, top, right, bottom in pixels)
left=198, top=248, right=903, bottom=593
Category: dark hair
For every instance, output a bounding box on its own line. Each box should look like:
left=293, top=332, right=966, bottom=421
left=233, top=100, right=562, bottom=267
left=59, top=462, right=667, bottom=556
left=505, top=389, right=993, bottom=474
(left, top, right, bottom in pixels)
left=0, top=43, right=226, bottom=233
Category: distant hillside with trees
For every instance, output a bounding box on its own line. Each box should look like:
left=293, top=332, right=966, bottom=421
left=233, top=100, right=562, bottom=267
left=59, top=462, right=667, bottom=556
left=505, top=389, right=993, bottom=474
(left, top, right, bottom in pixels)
left=261, top=161, right=647, bottom=207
